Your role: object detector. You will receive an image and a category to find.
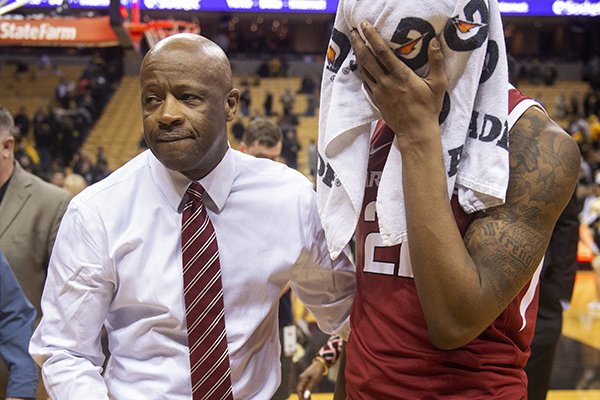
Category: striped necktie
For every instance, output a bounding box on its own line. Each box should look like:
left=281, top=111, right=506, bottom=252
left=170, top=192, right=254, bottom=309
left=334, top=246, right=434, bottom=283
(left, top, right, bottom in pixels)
left=181, top=182, right=234, bottom=400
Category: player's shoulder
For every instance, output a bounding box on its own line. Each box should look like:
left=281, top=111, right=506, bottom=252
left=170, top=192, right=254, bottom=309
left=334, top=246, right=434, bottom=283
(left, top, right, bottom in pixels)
left=510, top=106, right=580, bottom=173
left=508, top=106, right=580, bottom=214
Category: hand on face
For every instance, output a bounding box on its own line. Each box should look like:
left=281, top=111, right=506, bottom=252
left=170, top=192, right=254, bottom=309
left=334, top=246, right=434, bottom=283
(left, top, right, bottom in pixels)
left=350, top=21, right=447, bottom=149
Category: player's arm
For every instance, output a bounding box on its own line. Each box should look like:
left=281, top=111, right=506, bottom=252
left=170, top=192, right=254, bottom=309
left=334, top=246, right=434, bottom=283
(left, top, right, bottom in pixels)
left=454, top=107, right=579, bottom=346
left=351, top=22, right=580, bottom=349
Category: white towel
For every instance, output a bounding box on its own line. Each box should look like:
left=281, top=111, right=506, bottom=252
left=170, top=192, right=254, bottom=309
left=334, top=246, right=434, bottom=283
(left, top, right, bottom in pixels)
left=317, top=0, right=509, bottom=259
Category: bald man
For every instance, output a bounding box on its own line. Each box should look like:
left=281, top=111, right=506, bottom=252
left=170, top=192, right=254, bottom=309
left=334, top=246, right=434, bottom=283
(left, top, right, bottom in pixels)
left=30, top=34, right=355, bottom=399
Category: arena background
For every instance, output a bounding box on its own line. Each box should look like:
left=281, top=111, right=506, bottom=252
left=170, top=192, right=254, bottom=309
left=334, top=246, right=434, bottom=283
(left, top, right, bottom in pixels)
left=0, top=0, right=599, bottom=398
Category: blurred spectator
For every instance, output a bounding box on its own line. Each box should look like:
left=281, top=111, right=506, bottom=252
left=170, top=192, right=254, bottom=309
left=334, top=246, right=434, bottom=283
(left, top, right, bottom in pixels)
left=49, top=169, right=66, bottom=188
left=299, top=75, right=316, bottom=94
left=72, top=154, right=95, bottom=184
left=232, top=117, right=245, bottom=144
left=307, top=139, right=317, bottom=177
left=264, top=90, right=274, bottom=116
left=63, top=173, right=87, bottom=196
left=37, top=54, right=53, bottom=72
left=570, top=91, right=581, bottom=118
left=584, top=54, right=600, bottom=90
left=305, top=93, right=317, bottom=117
left=553, top=94, right=567, bottom=119
left=90, top=159, right=111, bottom=184
left=589, top=115, right=600, bottom=143
left=584, top=90, right=599, bottom=117
left=269, top=56, right=283, bottom=77
left=541, top=61, right=557, bottom=85
left=13, top=107, right=29, bottom=137
left=280, top=87, right=296, bottom=116
left=55, top=76, right=74, bottom=108
left=240, top=84, right=252, bottom=116
left=281, top=127, right=301, bottom=169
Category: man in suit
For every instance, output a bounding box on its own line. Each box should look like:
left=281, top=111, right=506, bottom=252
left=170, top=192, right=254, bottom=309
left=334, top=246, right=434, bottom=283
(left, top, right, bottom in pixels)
left=0, top=105, right=71, bottom=399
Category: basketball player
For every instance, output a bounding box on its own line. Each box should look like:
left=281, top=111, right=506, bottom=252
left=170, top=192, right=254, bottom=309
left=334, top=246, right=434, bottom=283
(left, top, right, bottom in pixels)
left=336, top=21, right=580, bottom=399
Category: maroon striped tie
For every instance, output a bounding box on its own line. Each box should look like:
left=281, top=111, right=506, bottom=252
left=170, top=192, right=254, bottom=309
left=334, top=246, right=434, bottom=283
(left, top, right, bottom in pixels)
left=181, top=182, right=234, bottom=400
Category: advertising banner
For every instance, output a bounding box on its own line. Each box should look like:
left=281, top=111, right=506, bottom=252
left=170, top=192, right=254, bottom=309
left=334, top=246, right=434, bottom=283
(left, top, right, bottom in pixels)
left=0, top=15, right=119, bottom=46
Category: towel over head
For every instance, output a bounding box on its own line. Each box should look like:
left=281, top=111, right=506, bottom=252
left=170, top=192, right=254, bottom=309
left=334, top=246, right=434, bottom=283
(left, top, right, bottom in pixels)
left=317, top=0, right=509, bottom=259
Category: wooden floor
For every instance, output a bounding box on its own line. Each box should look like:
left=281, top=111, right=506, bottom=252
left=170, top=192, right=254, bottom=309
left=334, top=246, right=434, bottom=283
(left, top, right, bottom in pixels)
left=288, top=270, right=600, bottom=400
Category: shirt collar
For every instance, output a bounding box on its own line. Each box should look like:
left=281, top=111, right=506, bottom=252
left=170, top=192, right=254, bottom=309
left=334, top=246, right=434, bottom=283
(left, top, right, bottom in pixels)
left=148, top=148, right=235, bottom=213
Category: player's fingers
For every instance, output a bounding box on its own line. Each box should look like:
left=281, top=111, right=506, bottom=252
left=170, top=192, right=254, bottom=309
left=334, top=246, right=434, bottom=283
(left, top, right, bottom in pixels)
left=358, top=20, right=411, bottom=79
left=350, top=29, right=384, bottom=85
left=424, top=37, right=447, bottom=97
left=296, top=377, right=308, bottom=398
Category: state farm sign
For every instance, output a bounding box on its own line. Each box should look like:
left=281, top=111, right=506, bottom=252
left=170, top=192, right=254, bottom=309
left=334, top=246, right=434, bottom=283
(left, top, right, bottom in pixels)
left=0, top=16, right=118, bottom=46
left=1, top=22, right=77, bottom=40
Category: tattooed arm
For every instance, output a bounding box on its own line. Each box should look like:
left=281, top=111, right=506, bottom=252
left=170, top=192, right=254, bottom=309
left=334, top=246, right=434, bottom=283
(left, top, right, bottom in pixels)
left=351, top=22, right=580, bottom=349
left=448, top=107, right=580, bottom=345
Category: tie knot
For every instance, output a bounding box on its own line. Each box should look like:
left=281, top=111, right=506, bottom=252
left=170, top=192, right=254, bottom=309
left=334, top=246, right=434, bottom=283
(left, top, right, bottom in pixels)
left=186, top=182, right=204, bottom=204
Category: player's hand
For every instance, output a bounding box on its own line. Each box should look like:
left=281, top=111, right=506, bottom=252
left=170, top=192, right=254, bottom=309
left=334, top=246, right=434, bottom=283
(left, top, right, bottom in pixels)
left=350, top=21, right=447, bottom=150
left=295, top=359, right=326, bottom=399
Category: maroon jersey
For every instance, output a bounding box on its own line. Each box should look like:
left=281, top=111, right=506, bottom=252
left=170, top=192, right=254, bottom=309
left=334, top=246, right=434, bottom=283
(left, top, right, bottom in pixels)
left=346, top=88, right=542, bottom=399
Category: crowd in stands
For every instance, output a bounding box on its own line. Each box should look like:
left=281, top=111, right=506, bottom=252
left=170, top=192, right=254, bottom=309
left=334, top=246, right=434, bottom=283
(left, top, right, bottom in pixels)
left=7, top=51, right=123, bottom=192
left=230, top=73, right=319, bottom=174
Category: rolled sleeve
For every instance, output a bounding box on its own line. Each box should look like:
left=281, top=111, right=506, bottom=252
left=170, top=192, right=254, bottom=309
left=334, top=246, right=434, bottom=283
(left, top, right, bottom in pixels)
left=291, top=192, right=355, bottom=340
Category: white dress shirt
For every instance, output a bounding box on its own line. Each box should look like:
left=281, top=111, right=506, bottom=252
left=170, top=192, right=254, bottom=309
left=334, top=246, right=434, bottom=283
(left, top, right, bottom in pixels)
left=30, top=149, right=355, bottom=400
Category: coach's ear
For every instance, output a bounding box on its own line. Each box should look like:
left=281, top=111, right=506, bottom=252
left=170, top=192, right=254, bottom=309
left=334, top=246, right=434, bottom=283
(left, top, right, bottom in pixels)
left=225, top=89, right=240, bottom=122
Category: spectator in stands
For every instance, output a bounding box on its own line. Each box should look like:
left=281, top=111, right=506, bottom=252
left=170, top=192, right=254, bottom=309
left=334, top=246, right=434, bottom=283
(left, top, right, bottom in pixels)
left=280, top=87, right=296, bottom=116
left=299, top=75, right=316, bottom=94
left=49, top=169, right=66, bottom=188
left=554, top=93, right=567, bottom=119
left=13, top=107, right=29, bottom=137
left=281, top=127, right=301, bottom=170
left=32, top=108, right=51, bottom=169
left=55, top=76, right=74, bottom=108
left=570, top=91, right=581, bottom=118
left=584, top=54, right=600, bottom=90
left=63, top=173, right=87, bottom=196
left=0, top=105, right=71, bottom=399
left=90, top=159, right=111, bottom=184
left=231, top=117, right=245, bottom=144
left=305, top=93, right=317, bottom=117
left=239, top=83, right=252, bottom=116
left=239, top=118, right=283, bottom=162
left=72, top=153, right=95, bottom=184
left=264, top=90, right=274, bottom=116
left=307, top=139, right=318, bottom=178
left=584, top=89, right=599, bottom=118
left=541, top=60, right=557, bottom=86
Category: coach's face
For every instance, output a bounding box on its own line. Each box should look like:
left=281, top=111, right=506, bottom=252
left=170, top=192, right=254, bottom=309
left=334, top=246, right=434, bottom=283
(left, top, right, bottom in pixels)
left=140, top=34, right=239, bottom=180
